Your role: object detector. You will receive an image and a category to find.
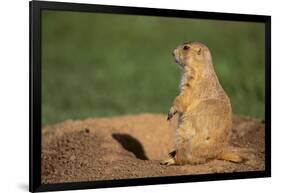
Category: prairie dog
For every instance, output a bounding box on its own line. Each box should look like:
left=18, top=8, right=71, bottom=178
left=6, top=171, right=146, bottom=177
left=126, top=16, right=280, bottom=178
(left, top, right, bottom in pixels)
left=161, top=41, right=242, bottom=165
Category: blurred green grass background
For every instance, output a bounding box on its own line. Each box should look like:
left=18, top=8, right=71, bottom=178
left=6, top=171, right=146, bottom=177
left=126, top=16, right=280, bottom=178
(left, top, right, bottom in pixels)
left=42, top=10, right=265, bottom=126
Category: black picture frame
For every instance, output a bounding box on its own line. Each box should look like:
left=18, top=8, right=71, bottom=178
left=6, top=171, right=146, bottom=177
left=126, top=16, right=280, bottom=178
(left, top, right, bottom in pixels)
left=29, top=0, right=271, bottom=192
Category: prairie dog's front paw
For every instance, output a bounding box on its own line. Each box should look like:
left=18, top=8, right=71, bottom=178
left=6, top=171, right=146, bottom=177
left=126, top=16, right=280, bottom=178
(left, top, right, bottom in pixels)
left=167, top=109, right=177, bottom=120
left=167, top=112, right=174, bottom=120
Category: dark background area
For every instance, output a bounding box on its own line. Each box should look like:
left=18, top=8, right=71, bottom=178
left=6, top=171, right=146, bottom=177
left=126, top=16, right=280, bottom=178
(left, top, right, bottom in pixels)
left=42, top=10, right=265, bottom=126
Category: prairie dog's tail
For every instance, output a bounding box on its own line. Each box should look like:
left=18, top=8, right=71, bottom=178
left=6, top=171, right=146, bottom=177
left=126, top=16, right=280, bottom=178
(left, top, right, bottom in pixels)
left=218, top=147, right=245, bottom=163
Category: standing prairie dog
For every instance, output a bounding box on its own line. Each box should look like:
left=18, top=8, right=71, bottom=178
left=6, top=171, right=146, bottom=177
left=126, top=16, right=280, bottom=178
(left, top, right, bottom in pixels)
left=161, top=41, right=242, bottom=165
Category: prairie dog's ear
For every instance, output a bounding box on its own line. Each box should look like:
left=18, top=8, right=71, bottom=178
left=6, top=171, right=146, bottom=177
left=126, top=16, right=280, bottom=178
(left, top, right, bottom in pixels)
left=197, top=48, right=202, bottom=55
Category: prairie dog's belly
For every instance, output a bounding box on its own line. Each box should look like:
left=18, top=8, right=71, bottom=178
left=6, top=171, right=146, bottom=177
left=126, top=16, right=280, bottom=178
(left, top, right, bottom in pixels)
left=176, top=99, right=232, bottom=148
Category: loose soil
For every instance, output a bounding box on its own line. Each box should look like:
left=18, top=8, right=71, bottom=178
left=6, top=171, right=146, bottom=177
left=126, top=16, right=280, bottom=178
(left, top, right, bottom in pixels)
left=42, top=114, right=265, bottom=184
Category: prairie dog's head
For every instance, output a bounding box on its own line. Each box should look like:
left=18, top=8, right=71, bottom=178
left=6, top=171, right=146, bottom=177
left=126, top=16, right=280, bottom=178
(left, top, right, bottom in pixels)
left=172, top=41, right=213, bottom=70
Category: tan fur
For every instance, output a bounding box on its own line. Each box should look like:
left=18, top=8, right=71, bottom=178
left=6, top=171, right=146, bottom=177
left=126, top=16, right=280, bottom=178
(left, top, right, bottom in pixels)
left=162, top=42, right=242, bottom=165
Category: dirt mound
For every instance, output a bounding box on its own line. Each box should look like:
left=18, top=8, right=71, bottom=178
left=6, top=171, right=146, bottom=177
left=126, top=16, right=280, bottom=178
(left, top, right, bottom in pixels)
left=42, top=114, right=265, bottom=184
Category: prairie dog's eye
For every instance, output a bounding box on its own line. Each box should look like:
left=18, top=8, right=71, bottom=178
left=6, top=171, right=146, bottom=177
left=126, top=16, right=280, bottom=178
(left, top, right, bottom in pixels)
left=183, top=45, right=190, bottom=50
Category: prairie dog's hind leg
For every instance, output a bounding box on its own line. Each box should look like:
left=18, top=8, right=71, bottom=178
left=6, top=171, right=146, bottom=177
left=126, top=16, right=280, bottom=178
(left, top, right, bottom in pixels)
left=160, top=150, right=177, bottom=165
left=160, top=158, right=176, bottom=165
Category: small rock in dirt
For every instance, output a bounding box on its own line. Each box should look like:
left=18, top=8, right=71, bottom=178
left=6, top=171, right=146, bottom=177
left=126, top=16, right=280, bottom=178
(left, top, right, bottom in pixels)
left=70, top=155, right=76, bottom=161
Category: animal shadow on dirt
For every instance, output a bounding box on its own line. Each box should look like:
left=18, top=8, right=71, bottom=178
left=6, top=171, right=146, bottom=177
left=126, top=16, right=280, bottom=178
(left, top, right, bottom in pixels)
left=112, top=133, right=148, bottom=160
